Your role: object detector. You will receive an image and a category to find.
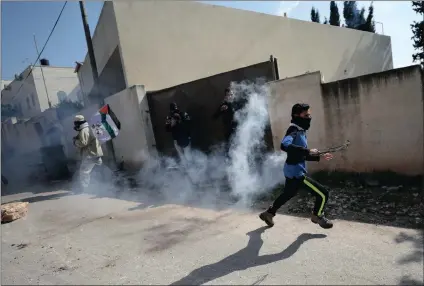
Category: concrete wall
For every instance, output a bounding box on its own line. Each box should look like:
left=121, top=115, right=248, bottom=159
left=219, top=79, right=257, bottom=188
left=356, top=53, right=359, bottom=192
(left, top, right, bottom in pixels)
left=105, top=85, right=156, bottom=169
left=1, top=120, right=43, bottom=158
left=1, top=118, right=45, bottom=183
left=1, top=106, right=85, bottom=183
left=147, top=60, right=275, bottom=155
left=268, top=72, right=327, bottom=154
left=96, top=46, right=127, bottom=101
left=77, top=1, right=122, bottom=99
left=32, top=67, right=82, bottom=110
left=112, top=1, right=393, bottom=91
left=268, top=65, right=423, bottom=175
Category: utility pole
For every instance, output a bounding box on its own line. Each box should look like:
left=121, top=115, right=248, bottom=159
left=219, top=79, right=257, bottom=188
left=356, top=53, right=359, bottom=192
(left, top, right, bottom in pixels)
left=33, top=34, right=52, bottom=108
left=79, top=1, right=99, bottom=85
left=79, top=0, right=117, bottom=169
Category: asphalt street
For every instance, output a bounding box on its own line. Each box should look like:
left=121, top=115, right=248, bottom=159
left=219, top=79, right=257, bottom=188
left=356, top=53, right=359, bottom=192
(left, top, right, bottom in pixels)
left=1, top=190, right=423, bottom=285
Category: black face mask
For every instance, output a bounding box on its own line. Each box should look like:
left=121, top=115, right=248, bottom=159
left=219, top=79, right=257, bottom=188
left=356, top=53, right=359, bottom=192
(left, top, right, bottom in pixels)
left=74, top=120, right=86, bottom=131
left=292, top=116, right=312, bottom=130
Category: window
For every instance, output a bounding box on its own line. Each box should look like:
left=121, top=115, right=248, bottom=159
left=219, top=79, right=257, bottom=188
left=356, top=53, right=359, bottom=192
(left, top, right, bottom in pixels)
left=26, top=97, right=31, bottom=110
left=31, top=93, right=36, bottom=106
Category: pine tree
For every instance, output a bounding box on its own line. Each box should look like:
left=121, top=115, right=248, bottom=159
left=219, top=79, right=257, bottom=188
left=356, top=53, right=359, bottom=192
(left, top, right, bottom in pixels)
left=356, top=7, right=367, bottom=31
left=364, top=3, right=376, bottom=33
left=411, top=1, right=424, bottom=66
left=343, top=1, right=357, bottom=28
left=316, top=10, right=321, bottom=23
left=311, top=7, right=321, bottom=23
left=329, top=1, right=341, bottom=26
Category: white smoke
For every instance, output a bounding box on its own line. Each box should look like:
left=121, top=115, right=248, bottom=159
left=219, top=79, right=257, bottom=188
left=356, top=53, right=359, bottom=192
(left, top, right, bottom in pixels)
left=77, top=80, right=286, bottom=210
left=227, top=81, right=278, bottom=206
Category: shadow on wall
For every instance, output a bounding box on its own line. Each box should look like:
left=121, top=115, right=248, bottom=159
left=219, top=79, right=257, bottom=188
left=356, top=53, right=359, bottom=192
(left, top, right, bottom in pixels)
left=147, top=60, right=276, bottom=156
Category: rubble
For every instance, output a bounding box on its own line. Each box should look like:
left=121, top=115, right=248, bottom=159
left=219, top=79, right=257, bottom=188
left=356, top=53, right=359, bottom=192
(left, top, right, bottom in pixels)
left=365, top=179, right=380, bottom=187
left=383, top=185, right=403, bottom=192
left=1, top=202, right=29, bottom=223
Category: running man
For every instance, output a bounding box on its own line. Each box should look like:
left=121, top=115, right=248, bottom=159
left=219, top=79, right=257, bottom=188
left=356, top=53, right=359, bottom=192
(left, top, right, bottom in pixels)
left=259, top=103, right=334, bottom=229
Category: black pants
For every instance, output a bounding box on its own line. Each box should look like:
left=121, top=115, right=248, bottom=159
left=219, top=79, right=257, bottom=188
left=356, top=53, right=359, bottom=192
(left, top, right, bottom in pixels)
left=268, top=176, right=329, bottom=217
left=224, top=125, right=236, bottom=157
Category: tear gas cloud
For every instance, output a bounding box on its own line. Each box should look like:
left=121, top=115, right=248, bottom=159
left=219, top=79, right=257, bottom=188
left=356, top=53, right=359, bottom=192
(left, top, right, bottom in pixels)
left=82, top=80, right=287, bottom=210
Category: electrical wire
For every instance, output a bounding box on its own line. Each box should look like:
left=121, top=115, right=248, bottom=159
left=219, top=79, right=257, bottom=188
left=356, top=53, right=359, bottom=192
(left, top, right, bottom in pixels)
left=12, top=1, right=68, bottom=100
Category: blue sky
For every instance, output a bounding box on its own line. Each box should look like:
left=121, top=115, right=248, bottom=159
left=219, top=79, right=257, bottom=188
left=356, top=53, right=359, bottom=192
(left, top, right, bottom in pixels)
left=1, top=1, right=420, bottom=80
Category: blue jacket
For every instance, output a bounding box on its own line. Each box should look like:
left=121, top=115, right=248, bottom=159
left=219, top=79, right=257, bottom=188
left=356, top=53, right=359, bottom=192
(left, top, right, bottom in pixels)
left=280, top=124, right=320, bottom=178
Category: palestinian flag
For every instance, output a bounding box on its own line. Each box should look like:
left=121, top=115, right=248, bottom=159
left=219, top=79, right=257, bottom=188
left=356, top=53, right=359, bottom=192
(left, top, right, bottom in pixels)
left=89, top=104, right=121, bottom=144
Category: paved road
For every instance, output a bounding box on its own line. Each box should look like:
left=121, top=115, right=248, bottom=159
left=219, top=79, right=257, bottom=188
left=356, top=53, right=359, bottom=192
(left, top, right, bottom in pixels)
left=1, top=190, right=423, bottom=285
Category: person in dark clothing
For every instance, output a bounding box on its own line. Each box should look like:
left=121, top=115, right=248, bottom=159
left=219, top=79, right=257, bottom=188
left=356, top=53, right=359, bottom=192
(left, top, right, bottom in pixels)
left=165, top=102, right=192, bottom=163
left=1, top=175, right=8, bottom=185
left=259, top=103, right=334, bottom=229
left=213, top=88, right=243, bottom=151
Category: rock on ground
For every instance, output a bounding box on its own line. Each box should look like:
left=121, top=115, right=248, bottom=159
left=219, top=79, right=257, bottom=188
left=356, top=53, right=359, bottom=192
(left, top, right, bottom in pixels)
left=1, top=202, right=29, bottom=223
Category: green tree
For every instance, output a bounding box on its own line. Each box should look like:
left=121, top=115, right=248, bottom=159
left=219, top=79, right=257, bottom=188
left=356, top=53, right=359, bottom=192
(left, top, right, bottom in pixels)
left=364, top=3, right=376, bottom=33
left=311, top=7, right=321, bottom=23
left=344, top=1, right=375, bottom=33
left=343, top=1, right=357, bottom=28
left=411, top=1, right=424, bottom=66
left=355, top=7, right=367, bottom=31
left=329, top=1, right=341, bottom=26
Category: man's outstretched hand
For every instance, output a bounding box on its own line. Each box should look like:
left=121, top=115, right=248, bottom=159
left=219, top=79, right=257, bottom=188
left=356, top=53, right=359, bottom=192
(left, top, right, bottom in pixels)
left=309, top=149, right=334, bottom=161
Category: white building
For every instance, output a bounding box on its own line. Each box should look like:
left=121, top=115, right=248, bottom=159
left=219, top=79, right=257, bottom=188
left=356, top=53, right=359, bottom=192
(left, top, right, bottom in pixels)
left=76, top=1, right=393, bottom=101
left=1, top=64, right=83, bottom=119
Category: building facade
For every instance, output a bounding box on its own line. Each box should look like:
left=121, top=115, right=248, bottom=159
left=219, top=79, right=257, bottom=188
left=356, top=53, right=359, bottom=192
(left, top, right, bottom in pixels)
left=1, top=65, right=83, bottom=119
left=76, top=1, right=393, bottom=100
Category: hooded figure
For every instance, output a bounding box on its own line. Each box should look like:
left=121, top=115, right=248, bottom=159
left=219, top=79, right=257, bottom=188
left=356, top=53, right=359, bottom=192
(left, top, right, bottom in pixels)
left=259, top=103, right=334, bottom=230
left=73, top=115, right=103, bottom=190
left=213, top=88, right=244, bottom=153
left=165, top=102, right=191, bottom=164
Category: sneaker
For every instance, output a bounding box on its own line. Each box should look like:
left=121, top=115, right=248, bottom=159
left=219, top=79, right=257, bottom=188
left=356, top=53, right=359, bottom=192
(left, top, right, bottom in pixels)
left=259, top=211, right=275, bottom=227
left=311, top=214, right=333, bottom=229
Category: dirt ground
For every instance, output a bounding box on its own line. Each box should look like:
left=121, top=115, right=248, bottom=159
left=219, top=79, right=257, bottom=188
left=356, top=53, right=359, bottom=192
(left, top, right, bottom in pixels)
left=254, top=175, right=423, bottom=230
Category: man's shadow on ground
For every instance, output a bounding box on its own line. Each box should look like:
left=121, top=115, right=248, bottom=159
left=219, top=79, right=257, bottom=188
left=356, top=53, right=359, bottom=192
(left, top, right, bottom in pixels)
left=171, top=226, right=327, bottom=285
